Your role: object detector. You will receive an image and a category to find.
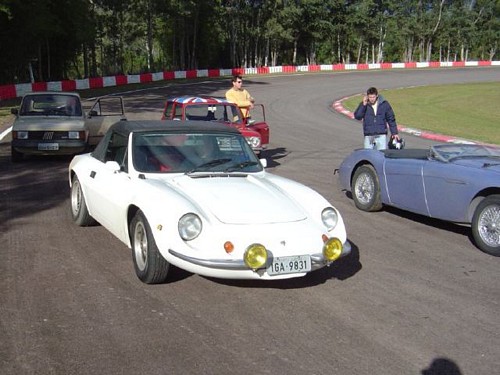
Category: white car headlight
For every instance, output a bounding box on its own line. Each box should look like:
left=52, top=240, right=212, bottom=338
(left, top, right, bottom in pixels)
left=321, top=207, right=338, bottom=231
left=245, top=136, right=261, bottom=148
left=178, top=213, right=202, bottom=241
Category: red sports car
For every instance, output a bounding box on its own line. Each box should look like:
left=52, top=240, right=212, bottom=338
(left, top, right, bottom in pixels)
left=161, top=96, right=269, bottom=153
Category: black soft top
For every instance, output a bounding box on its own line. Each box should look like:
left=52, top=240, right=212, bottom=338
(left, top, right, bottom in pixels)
left=92, top=120, right=241, bottom=161
left=109, top=119, right=240, bottom=136
left=384, top=149, right=430, bottom=160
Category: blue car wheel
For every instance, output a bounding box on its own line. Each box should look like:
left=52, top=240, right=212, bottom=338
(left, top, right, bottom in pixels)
left=472, top=195, right=500, bottom=256
left=352, top=165, right=382, bottom=212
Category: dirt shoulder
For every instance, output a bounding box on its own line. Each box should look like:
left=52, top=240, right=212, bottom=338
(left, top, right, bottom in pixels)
left=0, top=114, right=14, bottom=133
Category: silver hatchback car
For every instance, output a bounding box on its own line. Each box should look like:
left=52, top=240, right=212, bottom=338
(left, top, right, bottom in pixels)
left=11, top=91, right=127, bottom=162
left=11, top=92, right=87, bottom=161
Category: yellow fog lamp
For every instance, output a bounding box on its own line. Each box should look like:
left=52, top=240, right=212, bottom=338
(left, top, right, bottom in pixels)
left=323, top=237, right=343, bottom=262
left=244, top=244, right=267, bottom=270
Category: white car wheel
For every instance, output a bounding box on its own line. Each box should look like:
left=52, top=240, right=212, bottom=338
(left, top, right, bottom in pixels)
left=70, top=176, right=96, bottom=226
left=130, top=211, right=170, bottom=284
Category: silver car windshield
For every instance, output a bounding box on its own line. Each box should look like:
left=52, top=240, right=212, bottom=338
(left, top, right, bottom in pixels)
left=132, top=132, right=261, bottom=174
left=431, top=144, right=500, bottom=162
left=19, top=94, right=83, bottom=117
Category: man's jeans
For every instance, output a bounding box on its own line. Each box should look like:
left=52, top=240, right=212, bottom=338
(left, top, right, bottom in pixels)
left=364, top=134, right=387, bottom=150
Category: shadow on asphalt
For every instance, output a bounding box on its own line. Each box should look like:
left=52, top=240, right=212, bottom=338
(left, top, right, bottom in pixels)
left=204, top=242, right=361, bottom=289
left=342, top=190, right=474, bottom=245
left=421, top=357, right=463, bottom=375
left=0, top=143, right=72, bottom=229
left=260, top=147, right=288, bottom=168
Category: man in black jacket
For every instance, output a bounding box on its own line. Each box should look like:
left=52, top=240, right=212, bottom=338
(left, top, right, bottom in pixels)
left=354, top=87, right=400, bottom=150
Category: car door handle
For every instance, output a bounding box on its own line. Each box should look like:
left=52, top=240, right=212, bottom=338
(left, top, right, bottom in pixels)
left=445, top=178, right=466, bottom=185
left=90, top=171, right=96, bottom=178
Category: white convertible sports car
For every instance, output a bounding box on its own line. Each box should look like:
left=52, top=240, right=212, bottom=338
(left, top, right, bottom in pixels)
left=69, top=120, right=351, bottom=284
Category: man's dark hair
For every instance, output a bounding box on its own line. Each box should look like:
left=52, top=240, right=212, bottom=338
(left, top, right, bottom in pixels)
left=231, top=74, right=243, bottom=82
left=367, top=87, right=378, bottom=95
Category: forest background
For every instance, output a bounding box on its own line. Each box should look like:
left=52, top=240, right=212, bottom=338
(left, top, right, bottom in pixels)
left=0, top=0, right=498, bottom=85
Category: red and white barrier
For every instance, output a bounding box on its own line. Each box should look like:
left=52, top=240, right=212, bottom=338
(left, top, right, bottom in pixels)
left=1, top=61, right=498, bottom=100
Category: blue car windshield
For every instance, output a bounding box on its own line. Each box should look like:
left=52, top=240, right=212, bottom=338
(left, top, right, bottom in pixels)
left=431, top=144, right=500, bottom=162
left=132, top=132, right=262, bottom=173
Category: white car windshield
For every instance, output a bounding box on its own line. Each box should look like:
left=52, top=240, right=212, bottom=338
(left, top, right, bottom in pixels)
left=132, top=132, right=261, bottom=173
left=431, top=144, right=500, bottom=162
left=20, top=94, right=83, bottom=117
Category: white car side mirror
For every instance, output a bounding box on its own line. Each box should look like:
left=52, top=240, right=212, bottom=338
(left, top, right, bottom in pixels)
left=259, top=158, right=267, bottom=168
left=105, top=161, right=121, bottom=173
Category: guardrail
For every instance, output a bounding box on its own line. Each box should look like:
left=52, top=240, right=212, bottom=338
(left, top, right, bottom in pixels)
left=1, top=60, right=499, bottom=100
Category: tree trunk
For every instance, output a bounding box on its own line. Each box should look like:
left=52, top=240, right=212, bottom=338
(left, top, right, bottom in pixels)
left=293, top=39, right=297, bottom=65
left=83, top=43, right=88, bottom=78
left=356, top=38, right=362, bottom=64
left=264, top=37, right=269, bottom=66
left=38, top=42, right=43, bottom=81
left=377, top=26, right=386, bottom=63
left=337, top=33, right=341, bottom=63
left=190, top=3, right=199, bottom=69
left=46, top=38, right=51, bottom=80
left=146, top=1, right=153, bottom=71
left=489, top=43, right=497, bottom=60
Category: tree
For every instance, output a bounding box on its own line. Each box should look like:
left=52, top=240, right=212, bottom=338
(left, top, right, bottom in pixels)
left=0, top=0, right=498, bottom=84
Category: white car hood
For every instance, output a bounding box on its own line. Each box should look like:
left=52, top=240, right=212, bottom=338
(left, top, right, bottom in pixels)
left=14, top=117, right=85, bottom=131
left=168, top=174, right=307, bottom=224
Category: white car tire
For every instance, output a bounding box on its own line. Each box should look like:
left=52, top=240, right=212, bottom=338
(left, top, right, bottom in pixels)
left=130, top=211, right=170, bottom=284
left=70, top=176, right=96, bottom=226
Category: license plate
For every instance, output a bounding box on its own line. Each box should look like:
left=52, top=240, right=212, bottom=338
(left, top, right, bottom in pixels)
left=267, top=255, right=311, bottom=276
left=38, top=143, right=59, bottom=151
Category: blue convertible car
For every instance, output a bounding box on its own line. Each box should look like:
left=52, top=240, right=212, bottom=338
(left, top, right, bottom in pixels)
left=337, top=144, right=500, bottom=256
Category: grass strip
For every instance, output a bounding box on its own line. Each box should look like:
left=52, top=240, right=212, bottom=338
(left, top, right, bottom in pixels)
left=342, top=82, right=500, bottom=145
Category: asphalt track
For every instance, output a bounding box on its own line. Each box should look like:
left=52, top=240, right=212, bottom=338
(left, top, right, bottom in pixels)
left=1, top=68, right=499, bottom=375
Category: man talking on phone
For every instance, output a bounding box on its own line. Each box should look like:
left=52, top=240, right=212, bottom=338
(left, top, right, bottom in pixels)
left=354, top=86, right=400, bottom=150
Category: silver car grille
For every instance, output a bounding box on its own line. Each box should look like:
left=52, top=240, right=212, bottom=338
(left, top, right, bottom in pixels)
left=43, top=132, right=55, bottom=140
left=26, top=131, right=70, bottom=140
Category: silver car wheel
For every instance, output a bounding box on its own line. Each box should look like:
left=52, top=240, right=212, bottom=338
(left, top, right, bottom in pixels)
left=130, top=211, right=170, bottom=283
left=354, top=172, right=375, bottom=205
left=71, top=180, right=82, bottom=217
left=351, top=165, right=382, bottom=212
left=478, top=203, right=500, bottom=247
left=133, top=221, right=148, bottom=271
left=70, top=176, right=95, bottom=226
